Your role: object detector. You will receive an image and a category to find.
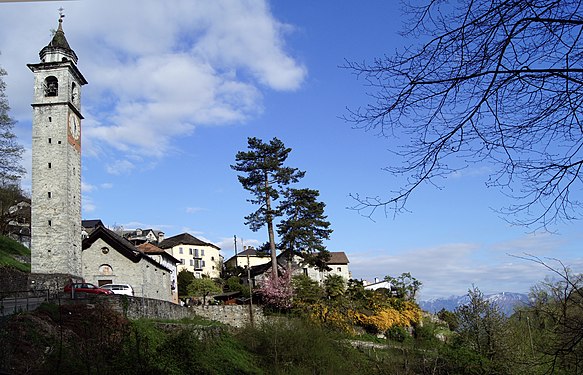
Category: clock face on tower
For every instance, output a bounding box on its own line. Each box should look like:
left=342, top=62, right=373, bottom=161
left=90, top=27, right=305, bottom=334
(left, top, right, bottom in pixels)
left=68, top=112, right=80, bottom=141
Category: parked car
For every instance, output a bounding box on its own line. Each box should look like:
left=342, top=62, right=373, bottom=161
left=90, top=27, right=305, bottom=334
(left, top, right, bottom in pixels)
left=64, top=282, right=114, bottom=295
left=100, top=283, right=134, bottom=296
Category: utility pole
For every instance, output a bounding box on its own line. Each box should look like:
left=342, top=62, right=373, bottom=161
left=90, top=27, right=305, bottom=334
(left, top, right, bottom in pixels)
left=234, top=235, right=238, bottom=268
left=247, top=254, right=254, bottom=327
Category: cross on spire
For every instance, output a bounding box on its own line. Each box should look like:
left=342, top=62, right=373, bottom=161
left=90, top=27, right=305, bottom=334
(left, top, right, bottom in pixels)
left=58, top=7, right=65, bottom=21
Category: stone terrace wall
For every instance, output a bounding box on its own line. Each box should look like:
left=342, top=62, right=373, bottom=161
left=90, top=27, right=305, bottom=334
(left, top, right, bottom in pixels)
left=103, top=295, right=264, bottom=328
left=191, top=305, right=265, bottom=328
left=0, top=267, right=29, bottom=293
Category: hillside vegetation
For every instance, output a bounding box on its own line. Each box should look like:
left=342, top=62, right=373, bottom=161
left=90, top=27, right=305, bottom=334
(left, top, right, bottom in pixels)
left=0, top=235, right=30, bottom=272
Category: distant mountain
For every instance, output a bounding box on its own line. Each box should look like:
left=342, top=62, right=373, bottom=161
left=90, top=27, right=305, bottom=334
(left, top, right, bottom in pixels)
left=419, top=292, right=530, bottom=316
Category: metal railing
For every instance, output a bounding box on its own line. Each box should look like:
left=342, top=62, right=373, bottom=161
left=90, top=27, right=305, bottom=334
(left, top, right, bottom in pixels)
left=0, top=289, right=50, bottom=316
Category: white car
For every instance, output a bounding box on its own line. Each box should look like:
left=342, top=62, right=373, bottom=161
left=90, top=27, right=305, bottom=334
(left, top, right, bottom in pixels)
left=100, top=283, right=134, bottom=296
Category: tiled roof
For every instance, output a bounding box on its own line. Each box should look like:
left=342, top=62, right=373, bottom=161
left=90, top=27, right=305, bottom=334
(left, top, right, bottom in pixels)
left=328, top=252, right=349, bottom=264
left=82, top=219, right=104, bottom=229
left=82, top=225, right=171, bottom=272
left=138, top=242, right=181, bottom=264
left=137, top=242, right=164, bottom=254
left=158, top=232, right=220, bottom=250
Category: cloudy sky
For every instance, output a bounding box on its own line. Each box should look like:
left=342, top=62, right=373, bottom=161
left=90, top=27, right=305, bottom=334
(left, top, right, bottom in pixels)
left=1, top=0, right=582, bottom=299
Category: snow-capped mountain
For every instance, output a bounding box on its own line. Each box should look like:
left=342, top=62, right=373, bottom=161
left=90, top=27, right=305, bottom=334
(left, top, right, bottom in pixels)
left=419, top=292, right=530, bottom=316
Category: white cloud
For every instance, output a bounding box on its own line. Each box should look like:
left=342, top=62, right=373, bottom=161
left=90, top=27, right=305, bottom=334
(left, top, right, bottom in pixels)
left=81, top=182, right=96, bottom=193
left=216, top=237, right=261, bottom=255
left=185, top=207, right=204, bottom=214
left=83, top=197, right=96, bottom=213
left=0, top=0, right=306, bottom=172
left=106, top=159, right=136, bottom=175
left=350, top=234, right=583, bottom=300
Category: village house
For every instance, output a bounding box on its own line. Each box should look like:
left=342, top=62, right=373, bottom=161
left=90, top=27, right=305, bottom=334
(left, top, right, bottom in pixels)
left=248, top=250, right=351, bottom=286
left=81, top=224, right=175, bottom=302
left=124, top=228, right=165, bottom=245
left=158, top=233, right=222, bottom=279
left=224, top=247, right=272, bottom=269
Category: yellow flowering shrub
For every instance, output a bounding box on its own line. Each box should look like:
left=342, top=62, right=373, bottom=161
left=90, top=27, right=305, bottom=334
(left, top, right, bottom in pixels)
left=298, top=297, right=422, bottom=334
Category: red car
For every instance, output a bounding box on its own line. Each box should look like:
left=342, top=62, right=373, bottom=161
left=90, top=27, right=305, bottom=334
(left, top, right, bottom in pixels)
left=64, top=282, right=114, bottom=295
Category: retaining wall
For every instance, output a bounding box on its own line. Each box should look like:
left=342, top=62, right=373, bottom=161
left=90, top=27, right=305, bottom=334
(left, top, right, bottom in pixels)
left=103, top=295, right=264, bottom=328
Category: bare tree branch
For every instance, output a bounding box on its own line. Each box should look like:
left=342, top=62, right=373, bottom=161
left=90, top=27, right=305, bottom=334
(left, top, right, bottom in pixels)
left=344, top=0, right=583, bottom=228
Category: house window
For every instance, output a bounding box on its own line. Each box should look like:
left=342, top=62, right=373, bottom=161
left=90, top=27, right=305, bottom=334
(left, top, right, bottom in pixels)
left=48, top=117, right=52, bottom=122
left=48, top=220, right=52, bottom=226
left=180, top=259, right=185, bottom=265
left=201, top=260, right=205, bottom=267
left=48, top=163, right=51, bottom=168
left=337, top=267, right=341, bottom=272
left=179, top=247, right=183, bottom=254
left=201, top=249, right=205, bottom=256
left=190, top=259, right=194, bottom=266
left=303, top=268, right=308, bottom=276
left=48, top=138, right=52, bottom=143
left=47, top=192, right=51, bottom=198
left=194, top=249, right=199, bottom=257
left=189, top=248, right=193, bottom=255
left=211, top=256, right=215, bottom=261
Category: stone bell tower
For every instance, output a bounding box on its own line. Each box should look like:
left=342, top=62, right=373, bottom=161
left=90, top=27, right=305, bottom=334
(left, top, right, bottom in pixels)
left=28, top=15, right=87, bottom=278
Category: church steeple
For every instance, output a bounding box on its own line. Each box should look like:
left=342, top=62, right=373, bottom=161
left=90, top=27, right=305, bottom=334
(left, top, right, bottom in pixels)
left=39, top=13, right=78, bottom=64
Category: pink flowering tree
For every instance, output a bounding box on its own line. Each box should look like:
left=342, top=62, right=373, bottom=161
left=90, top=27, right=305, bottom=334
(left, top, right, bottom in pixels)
left=258, top=270, right=295, bottom=310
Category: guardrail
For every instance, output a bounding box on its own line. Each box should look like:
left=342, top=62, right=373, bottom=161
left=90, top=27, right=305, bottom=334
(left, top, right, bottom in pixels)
left=0, top=289, right=50, bottom=316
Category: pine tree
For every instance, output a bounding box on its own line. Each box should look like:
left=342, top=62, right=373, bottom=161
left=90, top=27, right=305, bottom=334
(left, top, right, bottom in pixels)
left=277, top=188, right=332, bottom=270
left=231, top=137, right=305, bottom=276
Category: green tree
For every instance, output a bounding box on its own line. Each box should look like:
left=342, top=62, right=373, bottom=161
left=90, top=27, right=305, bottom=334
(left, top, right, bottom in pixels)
left=324, top=274, right=346, bottom=299
left=0, top=66, right=25, bottom=184
left=277, top=188, right=332, bottom=270
left=437, top=308, right=459, bottom=332
left=177, top=269, right=195, bottom=298
left=384, top=272, right=422, bottom=300
left=187, top=277, right=222, bottom=305
left=231, top=137, right=305, bottom=276
left=521, top=256, right=583, bottom=373
left=345, top=0, right=583, bottom=227
left=291, top=274, right=324, bottom=304
left=224, top=275, right=249, bottom=297
left=0, top=183, right=28, bottom=236
left=455, top=286, right=511, bottom=374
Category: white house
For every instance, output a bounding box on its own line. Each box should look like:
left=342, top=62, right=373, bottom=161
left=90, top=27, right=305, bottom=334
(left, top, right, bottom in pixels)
left=159, top=233, right=222, bottom=279
left=224, top=247, right=271, bottom=270
left=249, top=250, right=351, bottom=286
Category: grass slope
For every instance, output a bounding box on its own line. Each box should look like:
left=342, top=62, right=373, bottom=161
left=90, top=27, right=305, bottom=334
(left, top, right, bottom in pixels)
left=0, top=235, right=30, bottom=272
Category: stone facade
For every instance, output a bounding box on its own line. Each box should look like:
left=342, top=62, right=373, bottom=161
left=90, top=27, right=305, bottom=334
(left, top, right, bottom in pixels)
left=83, top=237, right=173, bottom=302
left=28, top=18, right=87, bottom=278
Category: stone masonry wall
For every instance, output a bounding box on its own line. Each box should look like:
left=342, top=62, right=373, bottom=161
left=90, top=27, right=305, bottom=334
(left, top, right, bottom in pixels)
left=103, top=295, right=264, bottom=328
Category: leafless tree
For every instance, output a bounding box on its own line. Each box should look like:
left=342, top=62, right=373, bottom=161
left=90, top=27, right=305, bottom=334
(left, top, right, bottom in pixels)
left=345, top=0, right=583, bottom=228
left=516, top=254, right=583, bottom=373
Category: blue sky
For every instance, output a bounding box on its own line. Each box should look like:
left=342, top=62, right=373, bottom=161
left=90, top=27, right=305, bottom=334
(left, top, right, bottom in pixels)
left=1, top=0, right=582, bottom=299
